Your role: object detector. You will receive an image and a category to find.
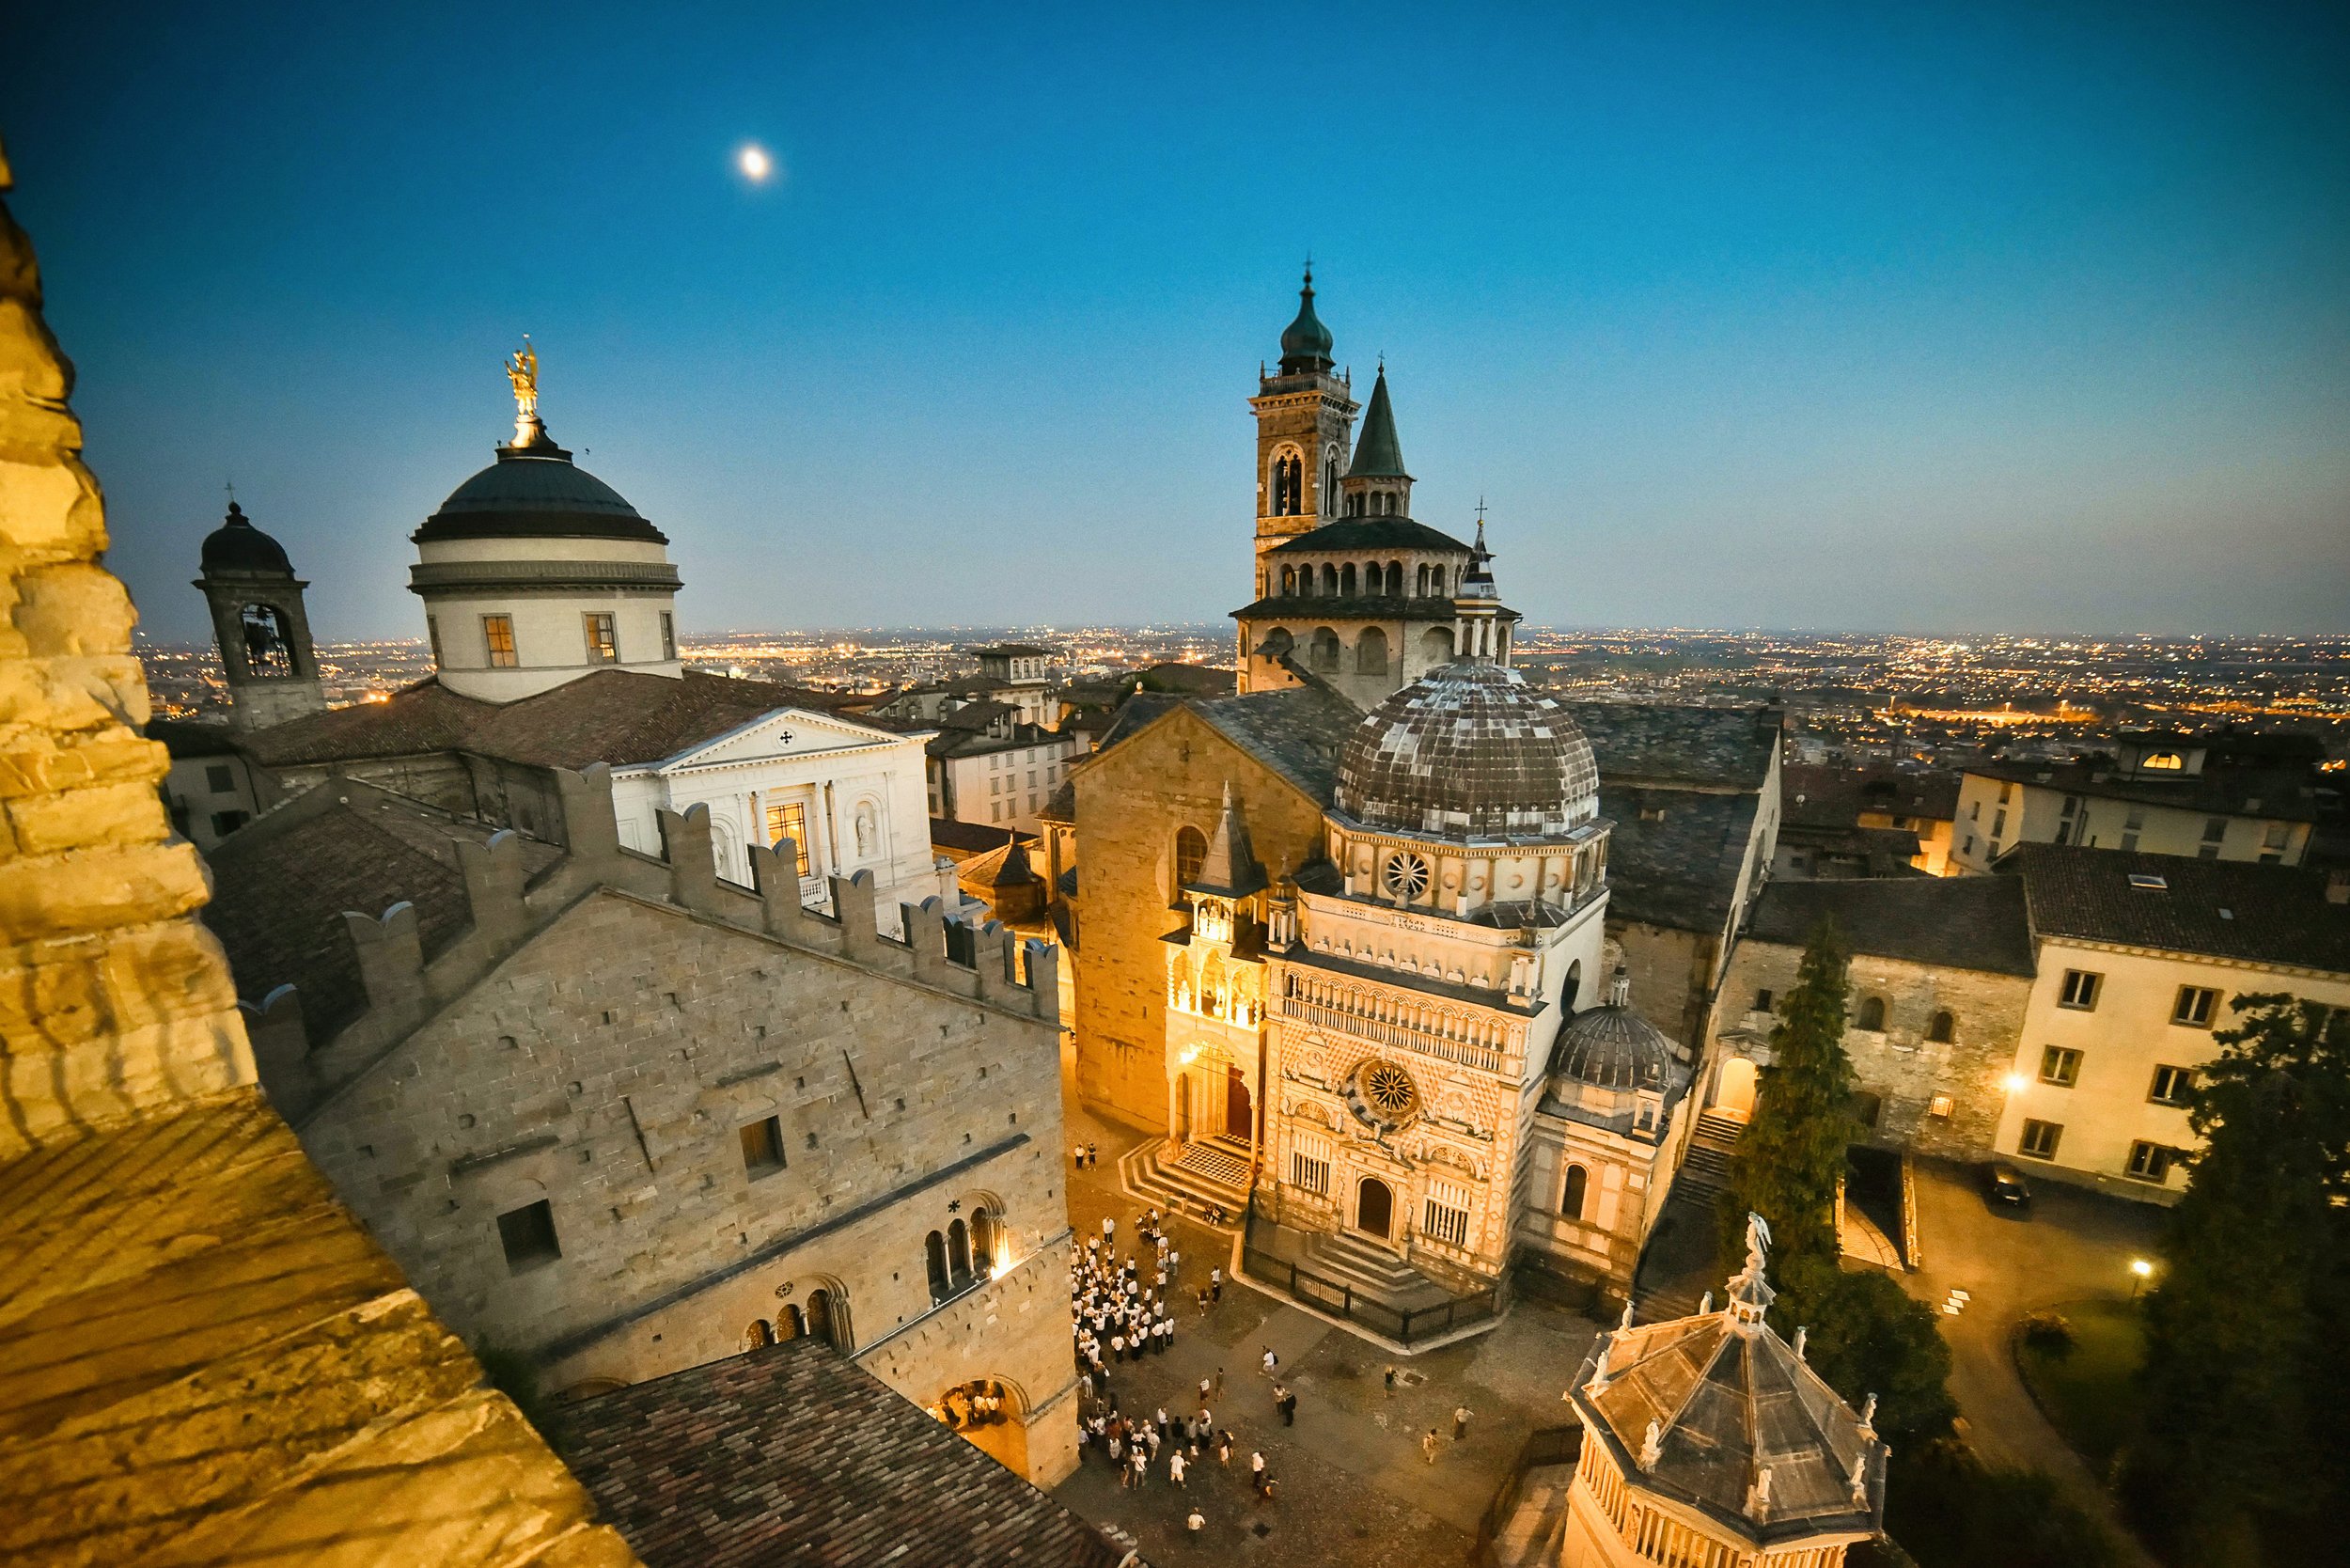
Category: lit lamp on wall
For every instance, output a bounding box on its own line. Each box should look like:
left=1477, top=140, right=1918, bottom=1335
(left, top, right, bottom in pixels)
left=2002, top=1072, right=2028, bottom=1093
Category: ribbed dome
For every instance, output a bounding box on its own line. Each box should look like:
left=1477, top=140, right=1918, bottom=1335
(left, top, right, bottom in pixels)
left=199, top=503, right=295, bottom=575
left=413, top=433, right=667, bottom=546
left=1277, top=267, right=1335, bottom=373
left=1333, top=662, right=1600, bottom=838
left=1550, top=1000, right=1680, bottom=1091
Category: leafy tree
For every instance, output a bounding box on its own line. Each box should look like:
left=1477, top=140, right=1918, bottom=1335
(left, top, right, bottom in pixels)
left=1719, top=918, right=1856, bottom=1273
left=2124, top=995, right=2350, bottom=1566
left=1783, top=1256, right=1958, bottom=1442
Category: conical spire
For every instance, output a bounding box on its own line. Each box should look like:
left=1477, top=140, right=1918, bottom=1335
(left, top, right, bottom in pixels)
left=1346, top=366, right=1409, bottom=479
left=1188, top=781, right=1268, bottom=898
left=1277, top=264, right=1335, bottom=374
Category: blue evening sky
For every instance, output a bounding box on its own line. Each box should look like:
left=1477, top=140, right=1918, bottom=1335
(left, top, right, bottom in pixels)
left=5, top=1, right=2346, bottom=642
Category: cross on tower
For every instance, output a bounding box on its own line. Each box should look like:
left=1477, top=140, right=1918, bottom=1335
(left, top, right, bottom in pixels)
left=1475, top=496, right=1488, bottom=525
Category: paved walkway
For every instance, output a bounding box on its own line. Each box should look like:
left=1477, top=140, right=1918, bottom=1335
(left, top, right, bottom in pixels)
left=1052, top=1094, right=1599, bottom=1567
left=1900, top=1159, right=2163, bottom=1567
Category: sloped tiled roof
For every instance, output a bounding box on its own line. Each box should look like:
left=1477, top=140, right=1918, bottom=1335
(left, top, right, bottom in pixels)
left=1747, top=875, right=2034, bottom=976
left=1600, top=785, right=1760, bottom=934
left=1265, top=516, right=1466, bottom=555
left=1187, top=686, right=1363, bottom=805
left=557, top=1337, right=1123, bottom=1568
left=239, top=669, right=862, bottom=772
left=2011, top=842, right=2350, bottom=973
left=200, top=783, right=561, bottom=1039
left=929, top=818, right=1036, bottom=857
left=1570, top=703, right=1780, bottom=791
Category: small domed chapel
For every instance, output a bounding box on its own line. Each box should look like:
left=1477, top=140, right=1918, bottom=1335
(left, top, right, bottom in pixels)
left=1069, top=274, right=1704, bottom=1307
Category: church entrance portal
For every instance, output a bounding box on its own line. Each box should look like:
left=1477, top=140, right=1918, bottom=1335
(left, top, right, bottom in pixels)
left=1225, top=1065, right=1253, bottom=1142
left=1356, top=1176, right=1394, bottom=1239
left=1177, top=1060, right=1255, bottom=1145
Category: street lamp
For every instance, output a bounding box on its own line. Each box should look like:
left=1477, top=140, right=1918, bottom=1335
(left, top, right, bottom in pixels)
left=2002, top=1073, right=2028, bottom=1094
left=2130, top=1258, right=2154, bottom=1298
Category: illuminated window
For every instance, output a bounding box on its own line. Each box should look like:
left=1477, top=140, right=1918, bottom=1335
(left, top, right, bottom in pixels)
left=1927, top=1093, right=1955, bottom=1119
left=764, top=800, right=810, bottom=875
left=2040, top=1046, right=2081, bottom=1087
left=2018, top=1119, right=2063, bottom=1160
left=2149, top=1065, right=2194, bottom=1106
left=2142, top=752, right=2184, bottom=770
left=481, top=614, right=518, bottom=667
left=2171, top=985, right=2218, bottom=1028
left=584, top=612, right=619, bottom=664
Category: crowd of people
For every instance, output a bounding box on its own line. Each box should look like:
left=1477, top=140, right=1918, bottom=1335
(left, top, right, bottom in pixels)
left=1069, top=1211, right=1286, bottom=1501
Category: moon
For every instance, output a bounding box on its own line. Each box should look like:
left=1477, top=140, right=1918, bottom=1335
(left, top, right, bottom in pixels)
left=738, top=144, right=775, bottom=183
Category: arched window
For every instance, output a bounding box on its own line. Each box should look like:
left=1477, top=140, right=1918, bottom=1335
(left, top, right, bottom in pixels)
left=782, top=1303, right=808, bottom=1339
left=806, top=1287, right=838, bottom=1348
left=240, top=604, right=292, bottom=676
left=1386, top=561, right=1403, bottom=595
left=1927, top=1010, right=1955, bottom=1043
left=1280, top=566, right=1297, bottom=595
left=970, top=1209, right=998, bottom=1276
left=1310, top=628, right=1342, bottom=672
left=1420, top=625, right=1454, bottom=665
left=948, top=1218, right=973, bottom=1286
left=1564, top=959, right=1583, bottom=1011
left=744, top=1319, right=776, bottom=1351
left=1321, top=563, right=1339, bottom=595
left=925, top=1230, right=950, bottom=1301
left=1340, top=562, right=1357, bottom=596
left=1174, top=826, right=1208, bottom=899
left=1856, top=996, right=1887, bottom=1032
left=1415, top=563, right=1429, bottom=596
left=1261, top=626, right=1293, bottom=661
left=1356, top=626, right=1388, bottom=676
left=1324, top=450, right=1340, bottom=510
left=1561, top=1165, right=1589, bottom=1221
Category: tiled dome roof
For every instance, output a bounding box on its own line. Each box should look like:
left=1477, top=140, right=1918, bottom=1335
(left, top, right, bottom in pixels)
left=1332, top=662, right=1600, bottom=838
left=1550, top=985, right=1682, bottom=1091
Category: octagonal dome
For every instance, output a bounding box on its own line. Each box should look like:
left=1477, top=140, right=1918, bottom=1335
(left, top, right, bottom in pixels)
left=1333, top=661, right=1600, bottom=838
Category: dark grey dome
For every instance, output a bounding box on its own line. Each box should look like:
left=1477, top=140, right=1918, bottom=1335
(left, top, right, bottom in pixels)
left=1333, top=661, right=1600, bottom=838
left=1549, top=1000, right=1680, bottom=1092
left=1278, top=267, right=1334, bottom=373
left=199, top=503, right=294, bottom=575
left=413, top=431, right=666, bottom=546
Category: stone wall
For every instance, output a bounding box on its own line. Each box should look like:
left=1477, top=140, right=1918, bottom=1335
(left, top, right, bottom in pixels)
left=1712, top=937, right=2030, bottom=1160
left=0, top=144, right=639, bottom=1563
left=1070, top=706, right=1329, bottom=1129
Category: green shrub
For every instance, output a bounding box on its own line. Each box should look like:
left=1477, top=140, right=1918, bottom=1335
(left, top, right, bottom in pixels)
left=2020, top=1309, right=2076, bottom=1357
left=1885, top=1442, right=2125, bottom=1568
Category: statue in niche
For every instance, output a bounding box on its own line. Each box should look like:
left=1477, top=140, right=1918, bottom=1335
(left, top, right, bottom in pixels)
left=854, top=802, right=878, bottom=859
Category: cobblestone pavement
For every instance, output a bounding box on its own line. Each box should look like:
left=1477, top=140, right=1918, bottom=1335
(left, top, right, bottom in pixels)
left=1050, top=1096, right=1599, bottom=1567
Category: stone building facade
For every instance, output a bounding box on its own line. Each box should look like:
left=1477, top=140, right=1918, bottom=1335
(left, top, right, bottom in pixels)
left=1710, top=877, right=2036, bottom=1161
left=206, top=763, right=1081, bottom=1484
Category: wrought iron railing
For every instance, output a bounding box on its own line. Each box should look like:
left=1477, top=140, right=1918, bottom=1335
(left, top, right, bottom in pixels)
left=1239, top=1200, right=1503, bottom=1346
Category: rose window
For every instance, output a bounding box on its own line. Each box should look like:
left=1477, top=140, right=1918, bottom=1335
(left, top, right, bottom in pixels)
left=1345, top=1058, right=1421, bottom=1133
left=1383, top=852, right=1431, bottom=901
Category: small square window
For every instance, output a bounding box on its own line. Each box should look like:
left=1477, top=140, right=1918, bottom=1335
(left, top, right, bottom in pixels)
left=2039, top=1046, right=2082, bottom=1087
left=210, top=808, right=250, bottom=839
left=740, top=1115, right=786, bottom=1176
left=2059, top=969, right=2101, bottom=1011
left=1753, top=988, right=1774, bottom=1012
left=205, top=762, right=236, bottom=793
left=496, top=1200, right=561, bottom=1272
left=2201, top=816, right=2227, bottom=843
left=2172, top=985, right=2218, bottom=1028
left=2018, top=1119, right=2063, bottom=1160
left=2149, top=1065, right=2195, bottom=1106
left=1928, top=1093, right=1955, bottom=1119
left=2125, top=1141, right=2176, bottom=1183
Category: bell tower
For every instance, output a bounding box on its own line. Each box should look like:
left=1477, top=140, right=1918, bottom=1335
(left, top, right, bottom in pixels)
left=1248, top=267, right=1357, bottom=599
left=194, top=500, right=326, bottom=731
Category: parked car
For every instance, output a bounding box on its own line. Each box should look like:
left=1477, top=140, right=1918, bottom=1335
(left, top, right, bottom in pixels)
left=1985, top=1162, right=2032, bottom=1214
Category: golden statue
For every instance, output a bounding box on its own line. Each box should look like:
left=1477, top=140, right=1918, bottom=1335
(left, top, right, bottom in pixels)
left=506, top=338, right=539, bottom=422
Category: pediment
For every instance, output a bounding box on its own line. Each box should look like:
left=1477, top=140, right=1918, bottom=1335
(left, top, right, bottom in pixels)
left=663, top=708, right=906, bottom=770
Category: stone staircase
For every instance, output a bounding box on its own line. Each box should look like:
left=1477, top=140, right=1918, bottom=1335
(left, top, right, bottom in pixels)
left=1631, top=1110, right=1747, bottom=1321
left=1117, top=1134, right=1252, bottom=1229
left=1299, top=1227, right=1455, bottom=1314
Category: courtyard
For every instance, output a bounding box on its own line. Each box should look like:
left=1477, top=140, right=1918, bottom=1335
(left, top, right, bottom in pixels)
left=1052, top=1105, right=1598, bottom=1568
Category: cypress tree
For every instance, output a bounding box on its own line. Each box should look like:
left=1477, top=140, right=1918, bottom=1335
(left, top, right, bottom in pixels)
left=2125, top=995, right=2350, bottom=1565
left=1719, top=917, right=1856, bottom=1273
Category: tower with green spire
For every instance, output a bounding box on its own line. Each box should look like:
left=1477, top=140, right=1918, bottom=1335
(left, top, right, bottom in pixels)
left=1248, top=265, right=1359, bottom=595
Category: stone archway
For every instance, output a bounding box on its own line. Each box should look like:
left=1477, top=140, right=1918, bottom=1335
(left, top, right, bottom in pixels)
left=932, top=1376, right=1028, bottom=1476
left=1715, top=1056, right=1758, bottom=1119
left=1356, top=1175, right=1394, bottom=1239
